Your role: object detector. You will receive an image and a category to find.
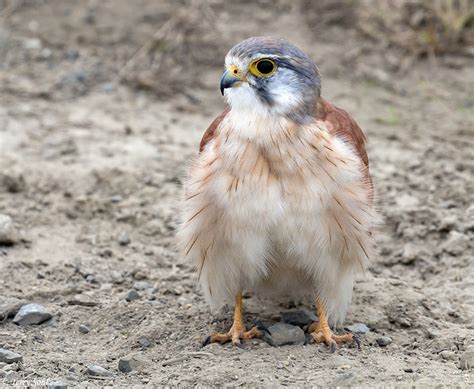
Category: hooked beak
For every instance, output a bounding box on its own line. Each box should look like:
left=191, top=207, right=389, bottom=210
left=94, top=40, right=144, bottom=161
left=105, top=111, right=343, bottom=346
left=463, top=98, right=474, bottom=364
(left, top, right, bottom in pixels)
left=220, top=70, right=241, bottom=96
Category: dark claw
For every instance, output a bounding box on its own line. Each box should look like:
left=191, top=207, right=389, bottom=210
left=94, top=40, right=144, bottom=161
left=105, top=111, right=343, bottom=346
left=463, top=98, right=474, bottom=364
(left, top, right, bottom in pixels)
left=256, top=321, right=271, bottom=336
left=353, top=334, right=361, bottom=350
left=329, top=341, right=337, bottom=353
left=202, top=336, right=211, bottom=347
left=304, top=333, right=313, bottom=345
left=233, top=340, right=244, bottom=349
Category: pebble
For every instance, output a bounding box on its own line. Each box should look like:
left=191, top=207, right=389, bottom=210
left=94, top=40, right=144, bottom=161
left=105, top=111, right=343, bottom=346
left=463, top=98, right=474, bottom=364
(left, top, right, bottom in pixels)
left=0, top=214, right=16, bottom=245
left=125, top=290, right=140, bottom=302
left=78, top=324, right=90, bottom=334
left=86, top=364, right=113, bottom=377
left=0, top=349, right=23, bottom=364
left=376, top=336, right=392, bottom=347
left=137, top=336, right=153, bottom=348
left=439, top=350, right=457, bottom=361
left=48, top=381, right=67, bottom=389
left=118, top=355, right=146, bottom=373
left=263, top=323, right=305, bottom=347
left=117, top=231, right=130, bottom=246
left=0, top=296, right=25, bottom=320
left=133, top=281, right=152, bottom=291
left=441, top=231, right=469, bottom=256
left=344, top=323, right=370, bottom=334
left=459, top=346, right=474, bottom=370
left=280, top=310, right=317, bottom=328
left=0, top=173, right=26, bottom=193
left=13, top=303, right=52, bottom=326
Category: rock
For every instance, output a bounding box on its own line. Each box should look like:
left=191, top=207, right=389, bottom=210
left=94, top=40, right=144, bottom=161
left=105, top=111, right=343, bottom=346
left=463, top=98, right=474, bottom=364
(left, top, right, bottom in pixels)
left=280, top=310, right=317, bottom=328
left=0, top=297, right=25, bottom=320
left=396, top=194, right=419, bottom=208
left=0, top=173, right=26, bottom=193
left=333, top=371, right=357, bottom=386
left=117, top=231, right=130, bottom=246
left=48, top=381, right=67, bottom=389
left=459, top=346, right=474, bottom=370
left=345, top=323, right=370, bottom=334
left=439, top=350, right=457, bottom=361
left=133, top=281, right=152, bottom=291
left=441, top=231, right=469, bottom=256
left=86, top=364, right=113, bottom=377
left=13, top=303, right=52, bottom=326
left=263, top=323, right=305, bottom=347
left=118, top=355, right=146, bottom=373
left=78, top=324, right=90, bottom=334
left=137, top=336, right=153, bottom=348
left=0, top=349, right=22, bottom=364
left=125, top=290, right=140, bottom=302
left=376, top=336, right=392, bottom=347
left=0, top=214, right=16, bottom=245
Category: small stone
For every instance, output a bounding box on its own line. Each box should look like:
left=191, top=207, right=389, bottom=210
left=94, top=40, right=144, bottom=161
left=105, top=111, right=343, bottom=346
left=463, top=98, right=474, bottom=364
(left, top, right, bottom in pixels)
left=0, top=349, right=22, bottom=364
left=118, top=355, right=146, bottom=373
left=344, top=323, right=370, bottom=334
left=376, top=336, right=392, bottom=347
left=263, top=323, right=305, bottom=347
left=110, top=195, right=123, bottom=203
left=441, top=231, right=469, bottom=256
left=0, top=214, right=16, bottom=245
left=86, top=364, right=113, bottom=377
left=0, top=173, right=26, bottom=193
left=133, top=281, right=152, bottom=291
left=78, top=324, right=90, bottom=334
left=117, top=231, right=130, bottom=246
left=13, top=303, right=52, bottom=326
left=459, top=346, right=474, bottom=370
left=0, top=296, right=25, bottom=320
left=404, top=367, right=414, bottom=373
left=48, top=381, right=67, bottom=389
left=137, top=336, right=153, bottom=348
left=280, top=310, right=317, bottom=328
left=438, top=350, right=456, bottom=361
left=125, top=290, right=140, bottom=302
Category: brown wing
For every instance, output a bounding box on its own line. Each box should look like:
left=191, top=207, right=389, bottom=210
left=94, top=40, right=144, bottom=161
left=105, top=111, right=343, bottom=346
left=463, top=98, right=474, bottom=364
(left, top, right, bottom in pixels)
left=317, top=98, right=374, bottom=202
left=199, top=107, right=230, bottom=153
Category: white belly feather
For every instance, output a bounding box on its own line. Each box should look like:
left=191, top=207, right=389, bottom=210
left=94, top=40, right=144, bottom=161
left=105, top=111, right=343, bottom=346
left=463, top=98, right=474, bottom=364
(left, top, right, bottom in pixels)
left=179, top=112, right=376, bottom=325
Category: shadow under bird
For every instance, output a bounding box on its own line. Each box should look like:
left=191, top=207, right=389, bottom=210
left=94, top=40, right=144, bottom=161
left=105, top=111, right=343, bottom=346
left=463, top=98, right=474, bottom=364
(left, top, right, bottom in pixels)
left=179, top=36, right=377, bottom=349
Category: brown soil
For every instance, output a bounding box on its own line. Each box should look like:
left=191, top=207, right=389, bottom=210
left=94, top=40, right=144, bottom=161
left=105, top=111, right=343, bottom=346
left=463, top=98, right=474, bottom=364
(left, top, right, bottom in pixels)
left=0, top=1, right=473, bottom=387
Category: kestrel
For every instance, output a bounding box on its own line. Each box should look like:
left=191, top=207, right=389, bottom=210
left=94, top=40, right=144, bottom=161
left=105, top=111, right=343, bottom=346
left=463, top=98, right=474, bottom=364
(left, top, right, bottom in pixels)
left=179, top=37, right=376, bottom=349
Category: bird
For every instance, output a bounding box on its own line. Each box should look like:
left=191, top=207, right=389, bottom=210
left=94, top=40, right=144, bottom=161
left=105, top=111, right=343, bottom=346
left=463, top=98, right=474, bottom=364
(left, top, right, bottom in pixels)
left=179, top=36, right=376, bottom=349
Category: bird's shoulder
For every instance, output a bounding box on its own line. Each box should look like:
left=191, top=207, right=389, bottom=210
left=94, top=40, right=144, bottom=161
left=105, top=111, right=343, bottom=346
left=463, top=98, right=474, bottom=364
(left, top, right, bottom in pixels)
left=316, top=98, right=369, bottom=170
left=199, top=107, right=230, bottom=152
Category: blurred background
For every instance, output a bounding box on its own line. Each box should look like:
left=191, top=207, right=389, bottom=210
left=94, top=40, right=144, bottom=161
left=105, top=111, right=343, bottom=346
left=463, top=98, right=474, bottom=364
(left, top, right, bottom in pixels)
left=0, top=0, right=473, bottom=387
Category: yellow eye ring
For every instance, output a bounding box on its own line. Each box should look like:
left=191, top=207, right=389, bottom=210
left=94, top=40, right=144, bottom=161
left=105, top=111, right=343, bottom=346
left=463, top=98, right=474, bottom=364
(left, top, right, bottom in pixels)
left=249, top=58, right=277, bottom=77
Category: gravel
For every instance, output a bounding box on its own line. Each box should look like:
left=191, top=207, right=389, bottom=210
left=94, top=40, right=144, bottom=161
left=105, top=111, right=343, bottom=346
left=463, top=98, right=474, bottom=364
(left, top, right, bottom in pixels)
left=13, top=303, right=52, bottom=326
left=280, top=310, right=317, bottom=328
left=125, top=290, right=141, bottom=302
left=86, top=364, right=114, bottom=377
left=263, top=323, right=306, bottom=347
left=117, top=231, right=130, bottom=245
left=376, top=336, right=393, bottom=347
left=0, top=296, right=25, bottom=320
left=0, top=214, right=16, bottom=245
left=344, top=323, right=370, bottom=334
left=0, top=349, right=23, bottom=364
left=459, top=346, right=474, bottom=370
left=78, top=324, right=90, bottom=334
left=118, top=354, right=146, bottom=373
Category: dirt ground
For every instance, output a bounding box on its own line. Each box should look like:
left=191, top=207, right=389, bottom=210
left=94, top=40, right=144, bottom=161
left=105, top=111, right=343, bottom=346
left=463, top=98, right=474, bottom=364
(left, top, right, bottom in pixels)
left=0, top=0, right=473, bottom=387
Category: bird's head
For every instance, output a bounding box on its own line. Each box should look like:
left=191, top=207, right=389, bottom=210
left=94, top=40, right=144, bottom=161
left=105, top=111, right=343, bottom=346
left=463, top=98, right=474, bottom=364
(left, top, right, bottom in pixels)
left=220, top=36, right=321, bottom=123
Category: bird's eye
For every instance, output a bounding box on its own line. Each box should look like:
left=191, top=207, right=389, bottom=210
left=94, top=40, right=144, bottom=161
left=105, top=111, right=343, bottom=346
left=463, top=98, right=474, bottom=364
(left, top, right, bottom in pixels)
left=249, top=59, right=276, bottom=77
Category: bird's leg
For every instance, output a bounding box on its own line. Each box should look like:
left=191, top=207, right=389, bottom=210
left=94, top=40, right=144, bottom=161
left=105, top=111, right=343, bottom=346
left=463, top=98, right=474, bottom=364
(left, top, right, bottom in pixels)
left=308, top=299, right=354, bottom=351
left=203, top=290, right=265, bottom=346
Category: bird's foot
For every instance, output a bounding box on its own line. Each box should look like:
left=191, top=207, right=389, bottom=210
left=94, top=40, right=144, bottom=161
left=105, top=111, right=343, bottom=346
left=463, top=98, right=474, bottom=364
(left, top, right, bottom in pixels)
left=203, top=323, right=268, bottom=347
left=307, top=322, right=358, bottom=352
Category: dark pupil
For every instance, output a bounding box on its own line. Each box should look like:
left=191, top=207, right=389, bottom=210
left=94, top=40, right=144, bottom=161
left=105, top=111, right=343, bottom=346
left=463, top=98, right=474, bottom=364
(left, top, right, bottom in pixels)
left=256, top=60, right=274, bottom=74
